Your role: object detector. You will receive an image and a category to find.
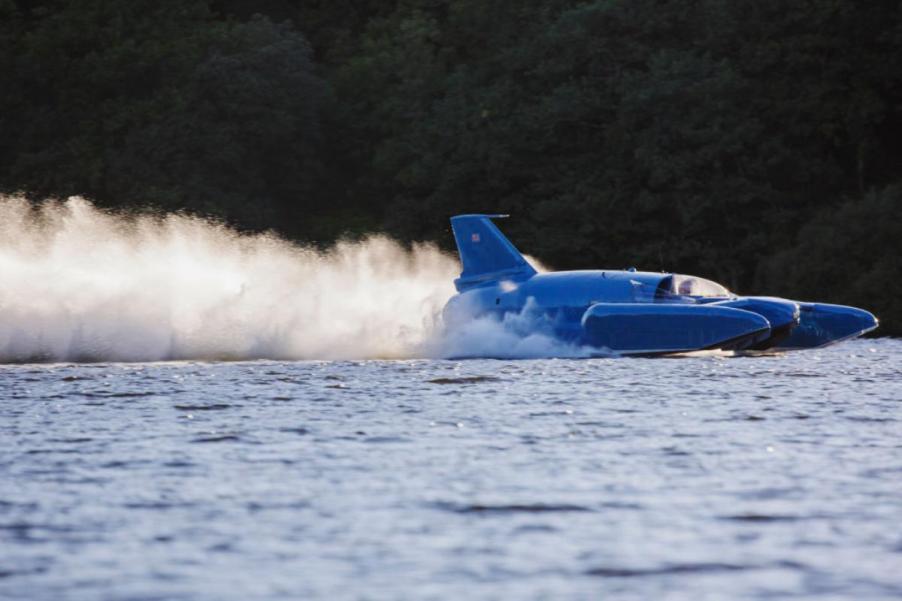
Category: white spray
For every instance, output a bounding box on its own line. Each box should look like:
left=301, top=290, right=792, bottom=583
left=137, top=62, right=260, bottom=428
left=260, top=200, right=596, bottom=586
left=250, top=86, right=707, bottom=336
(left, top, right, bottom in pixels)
left=0, top=196, right=592, bottom=362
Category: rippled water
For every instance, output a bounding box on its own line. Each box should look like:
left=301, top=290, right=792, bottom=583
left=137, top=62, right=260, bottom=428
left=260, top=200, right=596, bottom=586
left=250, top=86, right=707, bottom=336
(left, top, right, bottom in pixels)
left=2, top=339, right=901, bottom=600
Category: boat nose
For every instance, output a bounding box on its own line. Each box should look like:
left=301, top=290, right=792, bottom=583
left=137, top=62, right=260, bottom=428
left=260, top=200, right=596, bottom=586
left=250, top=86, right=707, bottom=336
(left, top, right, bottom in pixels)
left=777, top=302, right=879, bottom=349
left=851, top=306, right=879, bottom=333
left=813, top=303, right=879, bottom=338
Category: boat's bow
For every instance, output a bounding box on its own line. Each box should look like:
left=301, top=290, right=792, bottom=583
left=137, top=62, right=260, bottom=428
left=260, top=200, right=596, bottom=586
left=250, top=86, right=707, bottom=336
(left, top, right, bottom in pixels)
left=775, top=302, right=878, bottom=349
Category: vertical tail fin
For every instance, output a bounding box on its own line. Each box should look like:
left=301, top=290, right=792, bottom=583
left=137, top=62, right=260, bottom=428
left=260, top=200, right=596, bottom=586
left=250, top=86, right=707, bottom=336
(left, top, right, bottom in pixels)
left=450, top=214, right=536, bottom=291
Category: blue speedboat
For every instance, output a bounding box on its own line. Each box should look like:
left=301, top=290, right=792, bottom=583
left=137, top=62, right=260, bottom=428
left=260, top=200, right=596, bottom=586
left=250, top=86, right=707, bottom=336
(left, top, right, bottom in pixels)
left=443, top=214, right=878, bottom=355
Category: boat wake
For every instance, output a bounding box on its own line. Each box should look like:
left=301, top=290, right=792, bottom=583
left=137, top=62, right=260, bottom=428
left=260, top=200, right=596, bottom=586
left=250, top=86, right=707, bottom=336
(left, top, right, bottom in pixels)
left=0, top=196, right=587, bottom=363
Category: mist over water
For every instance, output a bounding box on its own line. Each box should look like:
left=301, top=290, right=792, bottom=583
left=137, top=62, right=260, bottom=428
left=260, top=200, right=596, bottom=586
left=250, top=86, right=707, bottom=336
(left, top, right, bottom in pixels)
left=0, top=196, right=580, bottom=362
left=435, top=299, right=598, bottom=359
left=0, top=196, right=457, bottom=361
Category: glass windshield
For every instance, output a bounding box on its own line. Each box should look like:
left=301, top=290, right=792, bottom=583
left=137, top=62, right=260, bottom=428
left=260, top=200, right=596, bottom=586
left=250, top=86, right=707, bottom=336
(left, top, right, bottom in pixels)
left=671, top=274, right=731, bottom=298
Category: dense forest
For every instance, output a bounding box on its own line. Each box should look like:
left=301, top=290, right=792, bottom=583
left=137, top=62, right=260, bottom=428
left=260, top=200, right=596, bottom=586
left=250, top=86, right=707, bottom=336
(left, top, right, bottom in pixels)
left=1, top=0, right=900, bottom=333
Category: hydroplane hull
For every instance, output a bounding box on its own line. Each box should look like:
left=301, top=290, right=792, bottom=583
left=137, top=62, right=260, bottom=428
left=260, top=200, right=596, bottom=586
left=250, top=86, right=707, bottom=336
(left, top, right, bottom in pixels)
left=444, top=215, right=878, bottom=356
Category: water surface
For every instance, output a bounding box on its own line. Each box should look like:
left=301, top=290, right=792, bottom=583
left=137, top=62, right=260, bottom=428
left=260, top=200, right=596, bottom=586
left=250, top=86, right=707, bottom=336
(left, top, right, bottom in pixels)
left=2, top=339, right=901, bottom=600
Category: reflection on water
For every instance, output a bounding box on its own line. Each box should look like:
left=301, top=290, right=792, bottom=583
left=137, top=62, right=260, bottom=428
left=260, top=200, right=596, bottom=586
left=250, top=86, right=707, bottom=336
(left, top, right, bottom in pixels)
left=1, top=339, right=901, bottom=600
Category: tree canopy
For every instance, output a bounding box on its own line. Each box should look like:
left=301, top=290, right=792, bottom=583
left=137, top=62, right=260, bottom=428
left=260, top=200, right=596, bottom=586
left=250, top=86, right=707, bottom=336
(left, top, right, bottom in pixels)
left=1, top=0, right=901, bottom=333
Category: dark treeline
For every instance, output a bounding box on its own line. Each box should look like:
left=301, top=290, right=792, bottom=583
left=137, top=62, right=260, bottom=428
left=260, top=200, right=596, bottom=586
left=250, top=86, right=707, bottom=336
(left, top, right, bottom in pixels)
left=1, top=0, right=900, bottom=333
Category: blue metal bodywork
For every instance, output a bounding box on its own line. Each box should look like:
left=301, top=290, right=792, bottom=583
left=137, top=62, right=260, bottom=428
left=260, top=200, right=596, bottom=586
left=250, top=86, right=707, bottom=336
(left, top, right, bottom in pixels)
left=444, top=215, right=878, bottom=355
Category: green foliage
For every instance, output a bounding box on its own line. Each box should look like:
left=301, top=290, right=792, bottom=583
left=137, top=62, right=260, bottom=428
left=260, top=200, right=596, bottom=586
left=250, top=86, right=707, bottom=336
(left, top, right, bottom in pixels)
left=758, top=185, right=902, bottom=335
left=0, top=0, right=330, bottom=235
left=1, top=0, right=901, bottom=332
left=321, top=0, right=902, bottom=331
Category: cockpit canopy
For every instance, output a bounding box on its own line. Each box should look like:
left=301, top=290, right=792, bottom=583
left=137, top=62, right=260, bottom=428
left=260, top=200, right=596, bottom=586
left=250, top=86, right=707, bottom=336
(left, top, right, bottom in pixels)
left=662, top=274, right=732, bottom=299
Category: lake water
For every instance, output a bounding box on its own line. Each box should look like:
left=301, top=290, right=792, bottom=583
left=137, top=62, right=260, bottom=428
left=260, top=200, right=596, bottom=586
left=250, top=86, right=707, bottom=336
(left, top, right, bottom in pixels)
left=2, top=338, right=901, bottom=600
